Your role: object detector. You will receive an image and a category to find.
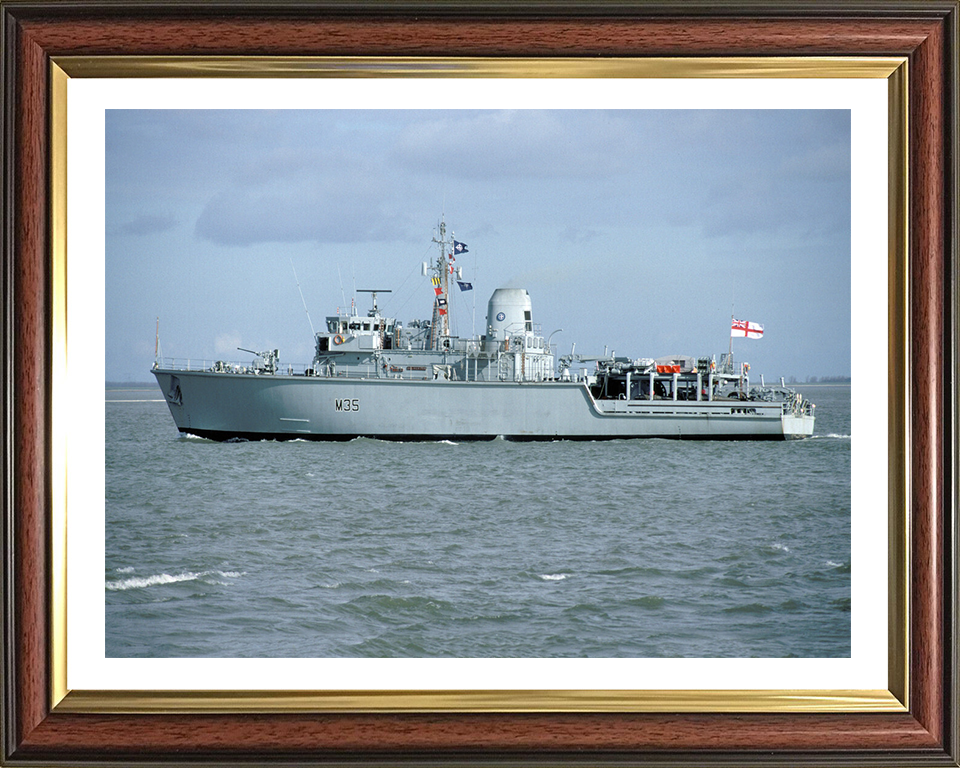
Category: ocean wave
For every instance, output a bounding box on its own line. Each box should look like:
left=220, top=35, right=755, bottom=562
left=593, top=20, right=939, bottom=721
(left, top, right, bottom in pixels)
left=811, top=433, right=851, bottom=439
left=779, top=598, right=806, bottom=611
left=723, top=602, right=773, bottom=614
left=540, top=573, right=568, bottom=581
left=627, top=595, right=665, bottom=608
left=105, top=570, right=242, bottom=591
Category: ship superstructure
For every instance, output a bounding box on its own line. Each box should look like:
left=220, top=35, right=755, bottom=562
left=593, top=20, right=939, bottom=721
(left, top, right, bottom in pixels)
left=309, top=222, right=555, bottom=386
left=152, top=221, right=815, bottom=441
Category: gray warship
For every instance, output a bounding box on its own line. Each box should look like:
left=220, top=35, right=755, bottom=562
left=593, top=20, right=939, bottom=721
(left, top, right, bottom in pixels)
left=152, top=222, right=815, bottom=441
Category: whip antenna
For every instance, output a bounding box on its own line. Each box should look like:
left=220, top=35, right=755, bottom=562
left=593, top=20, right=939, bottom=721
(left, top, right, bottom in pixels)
left=336, top=263, right=347, bottom=315
left=290, top=260, right=315, bottom=336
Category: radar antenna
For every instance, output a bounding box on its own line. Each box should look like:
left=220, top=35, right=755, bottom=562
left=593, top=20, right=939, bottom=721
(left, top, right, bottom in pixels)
left=357, top=289, right=392, bottom=316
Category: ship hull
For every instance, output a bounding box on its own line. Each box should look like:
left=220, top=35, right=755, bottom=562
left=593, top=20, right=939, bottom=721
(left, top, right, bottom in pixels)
left=153, top=369, right=814, bottom=441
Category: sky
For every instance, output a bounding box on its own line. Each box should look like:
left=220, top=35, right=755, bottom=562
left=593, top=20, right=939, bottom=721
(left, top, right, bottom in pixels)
left=105, top=108, right=851, bottom=383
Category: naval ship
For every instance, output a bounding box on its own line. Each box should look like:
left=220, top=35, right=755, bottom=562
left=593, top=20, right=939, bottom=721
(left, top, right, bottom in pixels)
left=152, top=223, right=815, bottom=441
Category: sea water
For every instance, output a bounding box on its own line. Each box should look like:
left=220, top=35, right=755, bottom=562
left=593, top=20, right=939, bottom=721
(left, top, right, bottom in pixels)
left=105, top=384, right=850, bottom=658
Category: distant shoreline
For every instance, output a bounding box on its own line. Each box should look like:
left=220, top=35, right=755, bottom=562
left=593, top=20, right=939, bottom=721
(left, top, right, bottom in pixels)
left=791, top=382, right=852, bottom=387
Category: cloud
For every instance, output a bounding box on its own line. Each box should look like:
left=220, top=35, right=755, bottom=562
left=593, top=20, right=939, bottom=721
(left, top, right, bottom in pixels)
left=114, top=213, right=178, bottom=237
left=194, top=174, right=409, bottom=247
left=560, top=226, right=602, bottom=244
left=195, top=190, right=406, bottom=247
left=644, top=131, right=849, bottom=240
left=214, top=332, right=242, bottom=355
left=189, top=125, right=431, bottom=247
left=503, top=260, right=587, bottom=290
left=699, top=156, right=848, bottom=240
left=392, top=111, right=638, bottom=180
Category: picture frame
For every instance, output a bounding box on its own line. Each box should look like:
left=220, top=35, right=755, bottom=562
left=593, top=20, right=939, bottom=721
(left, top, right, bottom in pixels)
left=2, top=2, right=957, bottom=765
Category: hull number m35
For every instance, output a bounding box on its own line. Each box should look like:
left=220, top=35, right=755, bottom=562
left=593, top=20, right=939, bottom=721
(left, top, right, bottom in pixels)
left=335, top=398, right=360, bottom=412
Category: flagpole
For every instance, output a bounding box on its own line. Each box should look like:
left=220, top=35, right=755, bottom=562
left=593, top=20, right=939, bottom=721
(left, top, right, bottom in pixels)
left=471, top=246, right=476, bottom=339
left=728, top=303, right=734, bottom=365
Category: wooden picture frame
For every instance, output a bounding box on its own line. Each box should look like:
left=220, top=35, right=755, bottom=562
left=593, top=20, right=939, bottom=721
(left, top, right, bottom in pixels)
left=2, top=2, right=957, bottom=765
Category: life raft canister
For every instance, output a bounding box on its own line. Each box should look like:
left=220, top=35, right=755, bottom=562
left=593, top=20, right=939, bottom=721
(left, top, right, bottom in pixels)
left=333, top=334, right=345, bottom=345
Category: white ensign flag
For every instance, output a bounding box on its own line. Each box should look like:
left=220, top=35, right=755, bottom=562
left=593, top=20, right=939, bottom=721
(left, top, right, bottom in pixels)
left=731, top=319, right=764, bottom=339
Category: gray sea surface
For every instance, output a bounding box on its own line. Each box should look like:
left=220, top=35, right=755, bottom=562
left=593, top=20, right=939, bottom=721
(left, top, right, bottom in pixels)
left=105, top=384, right=850, bottom=658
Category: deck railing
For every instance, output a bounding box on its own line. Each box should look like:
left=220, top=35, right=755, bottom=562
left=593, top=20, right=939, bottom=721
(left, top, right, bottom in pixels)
left=153, top=356, right=579, bottom=384
left=155, top=358, right=314, bottom=376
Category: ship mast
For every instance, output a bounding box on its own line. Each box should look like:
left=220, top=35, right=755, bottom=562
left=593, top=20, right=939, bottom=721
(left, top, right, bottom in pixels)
left=429, top=220, right=454, bottom=350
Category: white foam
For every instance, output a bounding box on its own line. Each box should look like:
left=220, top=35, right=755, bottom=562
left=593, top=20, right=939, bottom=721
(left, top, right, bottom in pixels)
left=540, top=574, right=568, bottom=581
left=105, top=570, right=241, bottom=591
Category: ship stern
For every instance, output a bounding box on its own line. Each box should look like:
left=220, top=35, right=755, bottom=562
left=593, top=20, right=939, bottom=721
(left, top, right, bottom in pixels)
left=782, top=412, right=816, bottom=439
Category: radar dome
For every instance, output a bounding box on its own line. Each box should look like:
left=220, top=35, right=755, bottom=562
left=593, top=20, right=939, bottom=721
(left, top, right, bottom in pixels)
left=486, top=288, right=532, bottom=340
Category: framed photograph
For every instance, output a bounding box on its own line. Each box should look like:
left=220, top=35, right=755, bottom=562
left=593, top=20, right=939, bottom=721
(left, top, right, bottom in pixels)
left=2, top=2, right=957, bottom=765
left=82, top=75, right=880, bottom=692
